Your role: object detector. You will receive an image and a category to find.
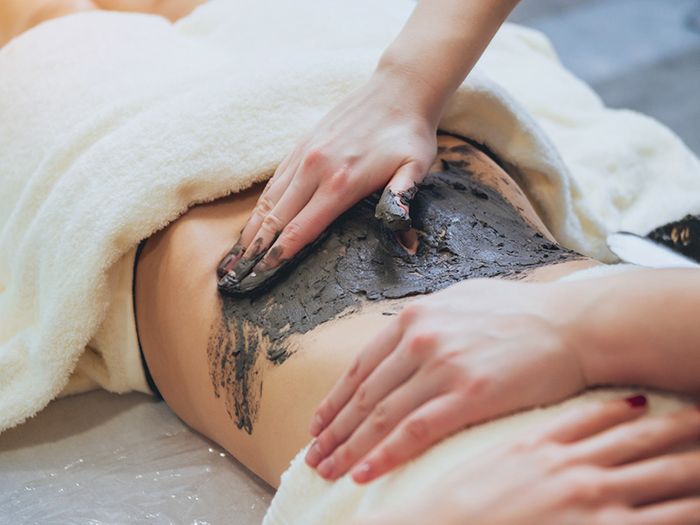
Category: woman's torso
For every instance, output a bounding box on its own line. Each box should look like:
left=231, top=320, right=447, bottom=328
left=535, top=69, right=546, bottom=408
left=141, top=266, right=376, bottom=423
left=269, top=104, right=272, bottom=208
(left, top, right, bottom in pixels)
left=134, top=134, right=598, bottom=485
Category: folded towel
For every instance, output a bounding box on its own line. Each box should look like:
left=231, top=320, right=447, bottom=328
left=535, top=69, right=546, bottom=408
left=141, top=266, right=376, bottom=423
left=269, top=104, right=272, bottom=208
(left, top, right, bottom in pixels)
left=1, top=0, right=698, bottom=434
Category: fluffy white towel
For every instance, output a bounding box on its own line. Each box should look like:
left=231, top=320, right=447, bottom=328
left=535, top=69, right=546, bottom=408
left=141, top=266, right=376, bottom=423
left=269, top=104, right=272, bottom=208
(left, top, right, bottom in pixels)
left=0, top=0, right=698, bottom=435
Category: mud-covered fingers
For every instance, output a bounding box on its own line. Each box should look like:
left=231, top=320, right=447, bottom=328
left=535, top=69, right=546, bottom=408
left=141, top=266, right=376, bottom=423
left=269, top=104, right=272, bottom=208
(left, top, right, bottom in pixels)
left=308, top=320, right=404, bottom=438
left=534, top=395, right=649, bottom=445
left=607, top=450, right=700, bottom=507
left=570, top=405, right=700, bottom=468
left=216, top=157, right=301, bottom=278
left=350, top=393, right=467, bottom=483
left=314, top=371, right=443, bottom=480
left=232, top=178, right=319, bottom=277
left=229, top=189, right=344, bottom=292
left=306, top=340, right=419, bottom=469
left=374, top=163, right=424, bottom=232
left=634, top=498, right=700, bottom=525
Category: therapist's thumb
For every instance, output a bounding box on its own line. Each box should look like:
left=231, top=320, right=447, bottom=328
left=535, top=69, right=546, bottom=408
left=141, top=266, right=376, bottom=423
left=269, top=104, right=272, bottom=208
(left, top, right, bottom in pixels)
left=374, top=162, right=426, bottom=231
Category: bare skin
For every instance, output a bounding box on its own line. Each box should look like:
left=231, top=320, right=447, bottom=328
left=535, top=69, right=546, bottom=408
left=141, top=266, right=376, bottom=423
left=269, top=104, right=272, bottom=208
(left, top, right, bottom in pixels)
left=0, top=0, right=204, bottom=46
left=135, top=135, right=598, bottom=486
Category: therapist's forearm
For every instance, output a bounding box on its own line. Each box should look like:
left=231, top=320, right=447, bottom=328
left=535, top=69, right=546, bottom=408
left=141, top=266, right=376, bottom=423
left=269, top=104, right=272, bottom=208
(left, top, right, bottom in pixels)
left=375, top=0, right=521, bottom=126
left=574, top=268, right=700, bottom=394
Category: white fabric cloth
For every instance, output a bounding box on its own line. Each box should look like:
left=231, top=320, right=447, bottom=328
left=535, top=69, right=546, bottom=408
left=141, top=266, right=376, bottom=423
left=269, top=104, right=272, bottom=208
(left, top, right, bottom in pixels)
left=0, top=0, right=698, bottom=434
left=61, top=246, right=151, bottom=396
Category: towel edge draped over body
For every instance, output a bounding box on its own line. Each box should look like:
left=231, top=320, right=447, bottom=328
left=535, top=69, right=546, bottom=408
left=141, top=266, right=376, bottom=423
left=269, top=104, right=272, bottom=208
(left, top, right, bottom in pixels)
left=1, top=0, right=699, bottom=441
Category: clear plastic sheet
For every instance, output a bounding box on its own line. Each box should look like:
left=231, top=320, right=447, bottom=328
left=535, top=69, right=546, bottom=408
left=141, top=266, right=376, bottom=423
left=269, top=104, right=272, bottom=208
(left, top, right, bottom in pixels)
left=0, top=391, right=273, bottom=524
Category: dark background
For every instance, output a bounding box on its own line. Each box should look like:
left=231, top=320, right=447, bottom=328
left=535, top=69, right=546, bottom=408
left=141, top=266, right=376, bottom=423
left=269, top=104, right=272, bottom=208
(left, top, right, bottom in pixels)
left=510, top=0, right=700, bottom=155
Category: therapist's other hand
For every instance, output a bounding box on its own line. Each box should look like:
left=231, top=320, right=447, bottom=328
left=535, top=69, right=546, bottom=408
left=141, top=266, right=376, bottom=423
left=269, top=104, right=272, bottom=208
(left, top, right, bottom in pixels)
left=306, top=278, right=593, bottom=482
left=354, top=398, right=700, bottom=525
left=216, top=69, right=437, bottom=293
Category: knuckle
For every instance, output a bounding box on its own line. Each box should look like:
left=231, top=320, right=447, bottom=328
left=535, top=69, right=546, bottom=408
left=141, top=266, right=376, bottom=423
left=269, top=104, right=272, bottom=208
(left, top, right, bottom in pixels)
left=318, top=399, right=335, bottom=420
left=559, top=467, right=606, bottom=505
left=458, top=372, right=491, bottom=399
left=354, top=384, right=372, bottom=414
left=260, top=212, right=284, bottom=234
left=372, top=403, right=390, bottom=434
left=326, top=167, right=351, bottom=193
left=399, top=302, right=425, bottom=326
left=256, top=196, right=275, bottom=215
left=374, top=446, right=395, bottom=470
left=317, top=428, right=338, bottom=452
left=337, top=444, right=355, bottom=465
left=510, top=434, right=545, bottom=453
left=347, top=357, right=361, bottom=379
left=303, top=147, right=328, bottom=169
left=280, top=221, right=305, bottom=248
left=403, top=416, right=430, bottom=443
left=406, top=332, right=439, bottom=358
left=533, top=441, right=569, bottom=470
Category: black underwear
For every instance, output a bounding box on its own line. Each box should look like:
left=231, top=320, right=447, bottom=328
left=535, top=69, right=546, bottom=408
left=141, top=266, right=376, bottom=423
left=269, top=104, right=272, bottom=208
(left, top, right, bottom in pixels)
left=209, top=150, right=582, bottom=433
left=133, top=238, right=163, bottom=400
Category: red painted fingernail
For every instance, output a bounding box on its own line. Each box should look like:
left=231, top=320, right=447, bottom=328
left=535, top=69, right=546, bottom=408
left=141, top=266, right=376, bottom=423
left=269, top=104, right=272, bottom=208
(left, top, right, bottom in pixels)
left=625, top=395, right=647, bottom=408
left=351, top=462, right=372, bottom=484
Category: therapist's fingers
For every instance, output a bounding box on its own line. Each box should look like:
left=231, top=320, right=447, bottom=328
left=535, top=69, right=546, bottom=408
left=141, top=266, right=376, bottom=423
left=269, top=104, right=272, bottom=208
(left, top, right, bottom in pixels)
left=307, top=343, right=427, bottom=470
left=610, top=450, right=700, bottom=506
left=224, top=151, right=311, bottom=279
left=374, top=162, right=423, bottom=232
left=229, top=176, right=318, bottom=281
left=314, top=370, right=444, bottom=480
left=217, top=150, right=302, bottom=277
left=350, top=393, right=467, bottom=484
left=633, top=498, right=700, bottom=525
left=231, top=186, right=350, bottom=292
left=535, top=395, right=648, bottom=445
left=568, top=405, right=700, bottom=467
left=309, top=320, right=405, bottom=438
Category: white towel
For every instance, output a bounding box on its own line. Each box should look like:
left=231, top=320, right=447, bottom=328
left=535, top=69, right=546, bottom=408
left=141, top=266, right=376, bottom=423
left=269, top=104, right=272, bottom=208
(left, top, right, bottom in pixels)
left=1, top=0, right=698, bottom=434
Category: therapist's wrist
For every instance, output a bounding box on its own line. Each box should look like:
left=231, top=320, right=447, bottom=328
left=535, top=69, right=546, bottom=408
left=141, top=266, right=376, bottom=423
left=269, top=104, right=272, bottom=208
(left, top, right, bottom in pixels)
left=374, top=54, right=450, bottom=128
left=567, top=272, right=664, bottom=390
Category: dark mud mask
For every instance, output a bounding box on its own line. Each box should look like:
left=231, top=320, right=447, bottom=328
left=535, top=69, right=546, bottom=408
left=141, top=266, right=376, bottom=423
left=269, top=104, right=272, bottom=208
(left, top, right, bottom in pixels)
left=208, top=155, right=581, bottom=433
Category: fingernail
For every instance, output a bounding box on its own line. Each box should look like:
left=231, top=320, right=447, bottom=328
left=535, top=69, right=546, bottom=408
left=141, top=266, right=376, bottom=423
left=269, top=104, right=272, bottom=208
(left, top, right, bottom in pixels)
left=317, top=457, right=335, bottom=479
left=625, top=394, right=647, bottom=408
left=351, top=462, right=372, bottom=483
left=305, top=442, right=322, bottom=467
left=309, top=414, right=323, bottom=437
left=217, top=270, right=241, bottom=295
left=217, top=244, right=245, bottom=278
left=231, top=256, right=258, bottom=281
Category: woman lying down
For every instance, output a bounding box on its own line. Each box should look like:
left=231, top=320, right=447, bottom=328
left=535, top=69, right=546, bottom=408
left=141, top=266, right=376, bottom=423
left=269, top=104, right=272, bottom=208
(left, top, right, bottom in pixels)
left=4, top=1, right=700, bottom=524
left=140, top=134, right=700, bottom=525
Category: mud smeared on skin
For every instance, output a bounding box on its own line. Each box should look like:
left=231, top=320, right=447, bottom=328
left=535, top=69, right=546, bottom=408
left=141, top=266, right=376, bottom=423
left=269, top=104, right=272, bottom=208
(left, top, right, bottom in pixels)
left=375, top=185, right=419, bottom=231
left=207, top=317, right=263, bottom=434
left=209, top=146, right=582, bottom=433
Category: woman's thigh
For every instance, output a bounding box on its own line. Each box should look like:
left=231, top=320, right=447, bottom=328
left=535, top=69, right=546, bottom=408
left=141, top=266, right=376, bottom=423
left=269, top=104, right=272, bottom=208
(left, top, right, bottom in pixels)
left=135, top=135, right=598, bottom=486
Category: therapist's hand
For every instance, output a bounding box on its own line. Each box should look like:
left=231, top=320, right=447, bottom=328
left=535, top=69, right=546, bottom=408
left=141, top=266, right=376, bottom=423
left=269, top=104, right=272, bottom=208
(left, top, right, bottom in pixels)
left=306, top=278, right=595, bottom=483
left=353, top=398, right=700, bottom=525
left=216, top=68, right=438, bottom=294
